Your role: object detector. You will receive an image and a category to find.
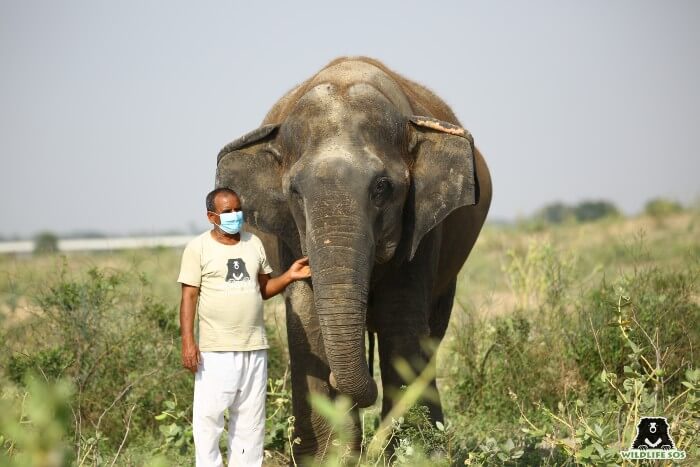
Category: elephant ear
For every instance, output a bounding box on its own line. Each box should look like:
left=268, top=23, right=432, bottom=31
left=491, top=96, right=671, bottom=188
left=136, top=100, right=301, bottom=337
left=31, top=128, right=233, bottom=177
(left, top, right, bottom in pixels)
left=408, top=116, right=479, bottom=260
left=215, top=124, right=294, bottom=239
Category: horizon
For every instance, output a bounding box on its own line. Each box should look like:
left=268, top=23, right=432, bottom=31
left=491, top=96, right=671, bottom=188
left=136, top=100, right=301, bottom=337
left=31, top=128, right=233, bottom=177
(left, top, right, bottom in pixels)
left=0, top=196, right=691, bottom=241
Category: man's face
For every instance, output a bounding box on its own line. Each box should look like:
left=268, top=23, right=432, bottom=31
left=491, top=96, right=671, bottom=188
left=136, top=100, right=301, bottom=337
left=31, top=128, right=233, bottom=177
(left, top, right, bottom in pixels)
left=207, top=192, right=242, bottom=228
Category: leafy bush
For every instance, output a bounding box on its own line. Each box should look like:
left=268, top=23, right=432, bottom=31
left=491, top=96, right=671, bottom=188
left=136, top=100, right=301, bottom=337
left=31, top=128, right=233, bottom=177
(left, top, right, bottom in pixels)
left=7, top=347, right=73, bottom=384
left=571, top=265, right=700, bottom=392
left=389, top=404, right=456, bottom=465
left=443, top=240, right=698, bottom=465
left=2, top=263, right=192, bottom=465
left=0, top=375, right=75, bottom=466
left=33, top=231, right=59, bottom=254
left=573, top=200, right=620, bottom=222
left=518, top=305, right=700, bottom=465
left=644, top=197, right=684, bottom=217
left=537, top=202, right=575, bottom=224
left=154, top=392, right=193, bottom=456
left=531, top=200, right=621, bottom=226
left=447, top=242, right=580, bottom=424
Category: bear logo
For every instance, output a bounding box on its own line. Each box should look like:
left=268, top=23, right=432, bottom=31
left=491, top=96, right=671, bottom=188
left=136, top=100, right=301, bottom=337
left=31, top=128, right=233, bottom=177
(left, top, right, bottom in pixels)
left=225, top=258, right=251, bottom=282
left=631, top=417, right=675, bottom=450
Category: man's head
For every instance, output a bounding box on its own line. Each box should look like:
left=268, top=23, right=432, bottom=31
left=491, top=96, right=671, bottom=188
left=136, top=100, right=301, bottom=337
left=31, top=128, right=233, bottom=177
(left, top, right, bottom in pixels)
left=206, top=188, right=242, bottom=234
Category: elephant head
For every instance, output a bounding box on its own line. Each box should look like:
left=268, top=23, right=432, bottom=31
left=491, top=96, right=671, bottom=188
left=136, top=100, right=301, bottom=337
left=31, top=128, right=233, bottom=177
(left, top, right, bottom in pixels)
left=215, top=82, right=478, bottom=408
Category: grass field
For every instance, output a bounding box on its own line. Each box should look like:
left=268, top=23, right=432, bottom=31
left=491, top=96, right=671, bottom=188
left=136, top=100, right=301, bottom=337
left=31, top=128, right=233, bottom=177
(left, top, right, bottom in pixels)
left=1, top=210, right=698, bottom=466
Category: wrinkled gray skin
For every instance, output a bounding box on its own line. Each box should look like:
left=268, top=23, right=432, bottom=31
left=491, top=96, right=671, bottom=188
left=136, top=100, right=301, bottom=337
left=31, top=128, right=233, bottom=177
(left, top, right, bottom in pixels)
left=215, top=57, right=492, bottom=461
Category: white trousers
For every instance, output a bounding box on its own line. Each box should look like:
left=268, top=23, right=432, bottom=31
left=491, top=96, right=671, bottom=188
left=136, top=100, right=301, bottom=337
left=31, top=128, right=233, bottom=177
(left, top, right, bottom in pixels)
left=193, top=350, right=267, bottom=467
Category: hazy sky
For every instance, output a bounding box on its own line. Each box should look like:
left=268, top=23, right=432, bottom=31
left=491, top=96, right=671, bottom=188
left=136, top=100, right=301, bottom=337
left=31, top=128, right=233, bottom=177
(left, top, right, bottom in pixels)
left=1, top=0, right=698, bottom=238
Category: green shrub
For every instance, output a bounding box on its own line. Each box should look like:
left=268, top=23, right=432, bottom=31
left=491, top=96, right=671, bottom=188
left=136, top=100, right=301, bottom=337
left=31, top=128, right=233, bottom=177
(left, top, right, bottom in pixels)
left=644, top=197, right=684, bottom=217
left=573, top=200, right=621, bottom=222
left=2, top=264, right=192, bottom=464
left=33, top=231, right=59, bottom=254
left=536, top=202, right=576, bottom=224
left=7, top=347, right=73, bottom=384
left=154, top=392, right=193, bottom=456
left=264, top=376, right=292, bottom=450
left=449, top=313, right=542, bottom=421
left=531, top=200, right=621, bottom=225
left=0, top=375, right=75, bottom=466
left=519, top=301, right=700, bottom=465
left=571, top=265, right=700, bottom=393
left=389, top=404, right=457, bottom=465
left=142, top=296, right=179, bottom=337
left=444, top=239, right=699, bottom=465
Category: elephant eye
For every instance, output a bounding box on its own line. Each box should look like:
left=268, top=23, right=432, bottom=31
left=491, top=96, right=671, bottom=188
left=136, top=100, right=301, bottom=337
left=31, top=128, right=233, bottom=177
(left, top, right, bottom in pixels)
left=371, top=177, right=393, bottom=203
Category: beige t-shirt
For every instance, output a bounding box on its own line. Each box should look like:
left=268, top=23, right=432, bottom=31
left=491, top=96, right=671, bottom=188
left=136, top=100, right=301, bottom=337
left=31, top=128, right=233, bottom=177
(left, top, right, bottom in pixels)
left=177, top=230, right=273, bottom=351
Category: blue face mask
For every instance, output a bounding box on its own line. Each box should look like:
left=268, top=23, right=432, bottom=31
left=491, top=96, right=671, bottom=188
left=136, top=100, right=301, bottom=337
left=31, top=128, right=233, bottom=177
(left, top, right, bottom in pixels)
left=211, top=211, right=244, bottom=235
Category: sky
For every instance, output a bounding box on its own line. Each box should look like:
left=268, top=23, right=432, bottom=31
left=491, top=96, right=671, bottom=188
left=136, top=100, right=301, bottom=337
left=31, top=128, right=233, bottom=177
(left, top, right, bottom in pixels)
left=1, top=0, right=698, bottom=238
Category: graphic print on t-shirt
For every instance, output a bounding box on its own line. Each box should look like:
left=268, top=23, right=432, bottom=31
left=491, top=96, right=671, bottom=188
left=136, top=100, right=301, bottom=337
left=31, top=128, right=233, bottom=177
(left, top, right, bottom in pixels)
left=226, top=258, right=251, bottom=282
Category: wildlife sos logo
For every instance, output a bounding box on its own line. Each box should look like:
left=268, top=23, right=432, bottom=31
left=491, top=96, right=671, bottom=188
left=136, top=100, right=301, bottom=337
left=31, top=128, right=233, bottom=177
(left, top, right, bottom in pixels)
left=223, top=258, right=253, bottom=291
left=620, top=417, right=686, bottom=460
left=226, top=258, right=250, bottom=282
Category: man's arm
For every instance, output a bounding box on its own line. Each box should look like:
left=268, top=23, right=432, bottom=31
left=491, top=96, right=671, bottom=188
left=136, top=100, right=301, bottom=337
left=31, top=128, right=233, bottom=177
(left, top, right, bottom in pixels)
left=258, top=257, right=311, bottom=300
left=179, top=284, right=200, bottom=373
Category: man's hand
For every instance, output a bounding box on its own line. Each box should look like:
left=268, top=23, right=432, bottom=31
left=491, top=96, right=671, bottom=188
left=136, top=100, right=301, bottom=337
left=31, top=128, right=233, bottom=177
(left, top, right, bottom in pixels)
left=182, top=339, right=201, bottom=373
left=288, top=256, right=312, bottom=281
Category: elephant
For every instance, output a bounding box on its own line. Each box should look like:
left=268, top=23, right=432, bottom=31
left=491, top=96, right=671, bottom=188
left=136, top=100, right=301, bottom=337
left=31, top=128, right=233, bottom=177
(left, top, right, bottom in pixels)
left=214, top=56, right=492, bottom=461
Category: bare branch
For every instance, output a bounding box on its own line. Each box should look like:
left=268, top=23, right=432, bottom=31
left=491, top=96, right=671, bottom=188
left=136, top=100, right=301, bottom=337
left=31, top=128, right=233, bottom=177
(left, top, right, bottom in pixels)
left=110, top=403, right=137, bottom=467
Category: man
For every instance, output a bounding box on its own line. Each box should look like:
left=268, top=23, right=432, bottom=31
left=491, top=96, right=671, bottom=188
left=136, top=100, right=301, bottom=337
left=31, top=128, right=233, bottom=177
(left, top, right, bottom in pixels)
left=178, top=187, right=311, bottom=467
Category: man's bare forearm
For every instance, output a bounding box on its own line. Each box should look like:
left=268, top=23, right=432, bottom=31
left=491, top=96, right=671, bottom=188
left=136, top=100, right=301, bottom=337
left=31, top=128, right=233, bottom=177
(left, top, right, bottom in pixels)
left=261, top=272, right=294, bottom=300
left=179, top=285, right=200, bottom=373
left=179, top=288, right=198, bottom=343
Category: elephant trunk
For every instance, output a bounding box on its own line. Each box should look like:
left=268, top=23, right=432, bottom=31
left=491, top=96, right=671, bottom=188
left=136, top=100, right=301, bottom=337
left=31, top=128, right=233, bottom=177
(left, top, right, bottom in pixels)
left=306, top=217, right=378, bottom=408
